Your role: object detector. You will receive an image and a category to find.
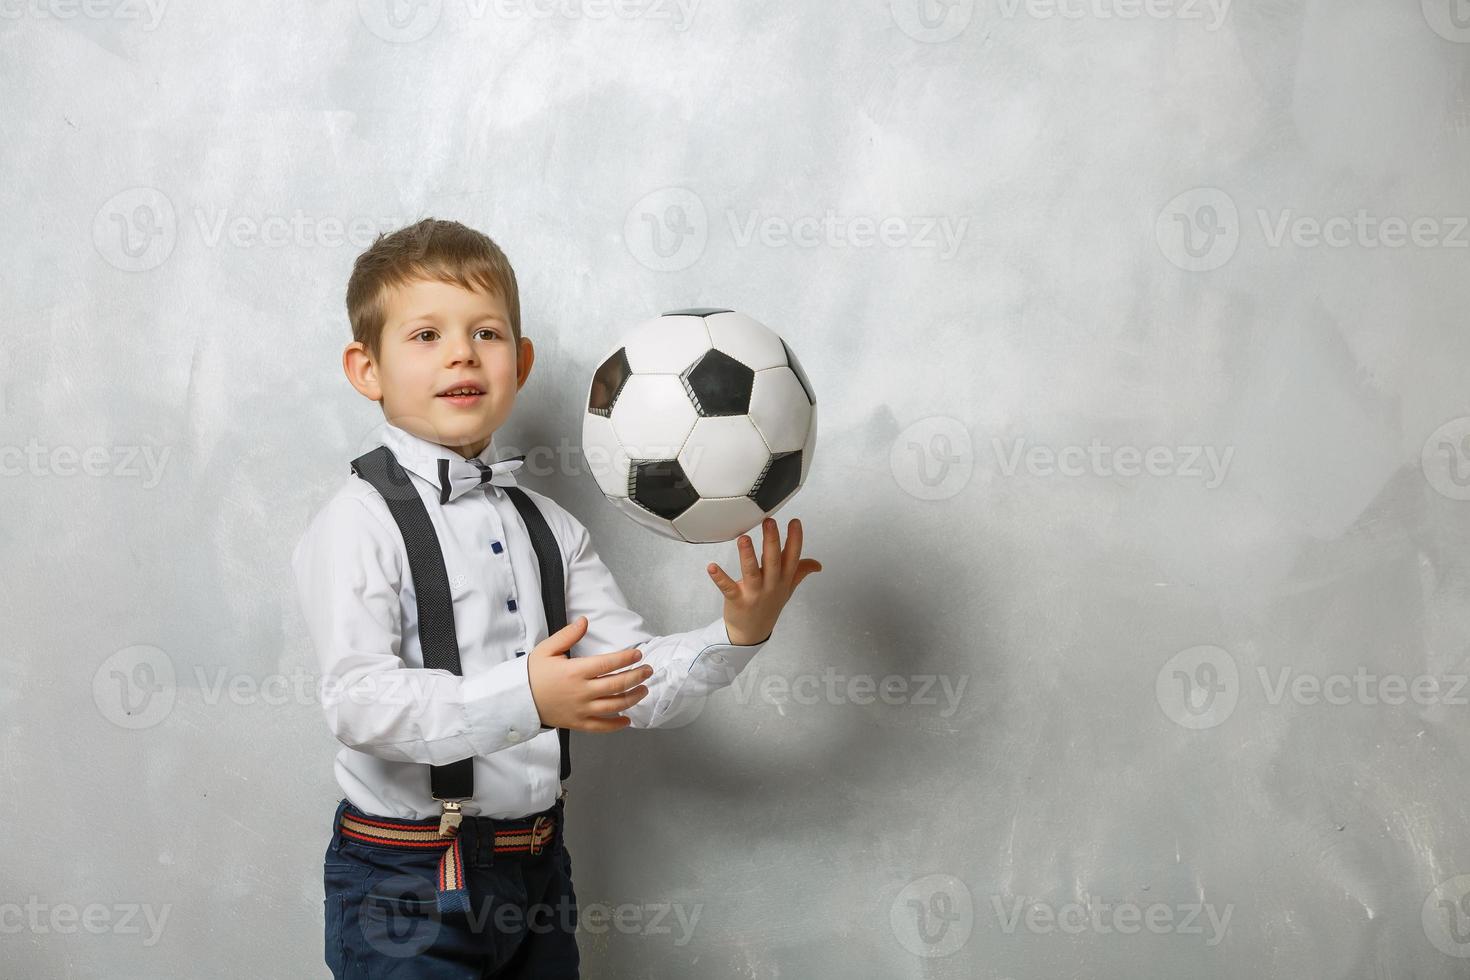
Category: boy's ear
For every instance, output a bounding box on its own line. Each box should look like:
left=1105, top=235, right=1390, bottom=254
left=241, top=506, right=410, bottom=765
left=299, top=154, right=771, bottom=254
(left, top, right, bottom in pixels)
left=343, top=342, right=383, bottom=402
left=516, top=337, right=535, bottom=391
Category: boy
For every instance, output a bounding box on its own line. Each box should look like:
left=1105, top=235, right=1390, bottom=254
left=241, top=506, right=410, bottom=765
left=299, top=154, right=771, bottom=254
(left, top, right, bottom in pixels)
left=292, top=218, right=822, bottom=979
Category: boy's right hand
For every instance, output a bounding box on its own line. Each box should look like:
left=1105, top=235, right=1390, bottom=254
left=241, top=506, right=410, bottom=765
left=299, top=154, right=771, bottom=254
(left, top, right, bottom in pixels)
left=526, top=616, right=654, bottom=732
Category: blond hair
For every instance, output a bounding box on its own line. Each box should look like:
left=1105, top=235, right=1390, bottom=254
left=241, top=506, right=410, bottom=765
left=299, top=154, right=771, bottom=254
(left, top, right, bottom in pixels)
left=346, top=218, right=521, bottom=360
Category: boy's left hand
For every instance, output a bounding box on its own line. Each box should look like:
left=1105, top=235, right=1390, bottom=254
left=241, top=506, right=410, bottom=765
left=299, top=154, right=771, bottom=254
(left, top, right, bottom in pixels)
left=707, top=517, right=823, bottom=646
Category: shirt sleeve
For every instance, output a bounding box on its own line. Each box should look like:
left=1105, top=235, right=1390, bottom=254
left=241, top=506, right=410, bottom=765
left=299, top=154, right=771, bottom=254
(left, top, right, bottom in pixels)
left=291, top=494, right=544, bottom=764
left=557, top=507, right=769, bottom=730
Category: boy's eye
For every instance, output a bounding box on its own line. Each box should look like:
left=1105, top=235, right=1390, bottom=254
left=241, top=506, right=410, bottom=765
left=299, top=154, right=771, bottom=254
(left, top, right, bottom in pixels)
left=411, top=328, right=498, bottom=341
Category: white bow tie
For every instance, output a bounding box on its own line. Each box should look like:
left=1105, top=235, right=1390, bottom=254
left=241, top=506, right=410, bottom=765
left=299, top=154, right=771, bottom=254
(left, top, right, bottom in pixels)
left=436, top=453, right=527, bottom=504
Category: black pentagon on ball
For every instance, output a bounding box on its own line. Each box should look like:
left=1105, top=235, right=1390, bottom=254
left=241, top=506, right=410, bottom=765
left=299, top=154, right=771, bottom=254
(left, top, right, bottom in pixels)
left=780, top=337, right=815, bottom=406
left=681, top=349, right=754, bottom=417
left=588, top=347, right=633, bottom=417
left=630, top=458, right=699, bottom=519
left=751, top=450, right=803, bottom=511
left=662, top=308, right=733, bottom=318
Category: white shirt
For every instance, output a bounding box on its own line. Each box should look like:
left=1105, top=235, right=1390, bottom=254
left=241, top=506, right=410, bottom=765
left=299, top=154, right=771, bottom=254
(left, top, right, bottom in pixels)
left=291, top=421, right=768, bottom=819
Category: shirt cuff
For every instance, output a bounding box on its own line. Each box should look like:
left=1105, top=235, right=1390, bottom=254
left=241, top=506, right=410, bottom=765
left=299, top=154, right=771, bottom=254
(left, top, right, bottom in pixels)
left=460, top=654, right=545, bottom=753
left=685, top=617, right=768, bottom=687
left=715, top=618, right=772, bottom=648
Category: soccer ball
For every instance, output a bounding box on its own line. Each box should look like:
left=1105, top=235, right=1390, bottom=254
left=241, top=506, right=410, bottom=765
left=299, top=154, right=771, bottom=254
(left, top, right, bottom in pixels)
left=580, top=308, right=817, bottom=543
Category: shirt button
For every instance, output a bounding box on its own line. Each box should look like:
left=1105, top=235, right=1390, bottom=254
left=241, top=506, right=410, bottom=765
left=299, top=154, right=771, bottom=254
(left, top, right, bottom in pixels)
left=507, top=598, right=518, bottom=612
left=711, top=654, right=727, bottom=665
left=508, top=728, right=520, bottom=741
left=491, top=541, right=504, bottom=554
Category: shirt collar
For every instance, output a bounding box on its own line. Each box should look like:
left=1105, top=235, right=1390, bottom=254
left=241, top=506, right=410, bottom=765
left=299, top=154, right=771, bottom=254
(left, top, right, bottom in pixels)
left=374, top=422, right=524, bottom=503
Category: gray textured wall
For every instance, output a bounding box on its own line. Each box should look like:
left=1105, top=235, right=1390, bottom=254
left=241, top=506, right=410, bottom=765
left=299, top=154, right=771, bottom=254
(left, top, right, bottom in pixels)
left=5, top=1, right=1470, bottom=977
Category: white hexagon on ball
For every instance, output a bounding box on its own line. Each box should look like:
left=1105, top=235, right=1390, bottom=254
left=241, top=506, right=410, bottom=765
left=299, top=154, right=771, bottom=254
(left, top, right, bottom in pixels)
left=679, top=416, right=770, bottom=499
left=580, top=413, right=633, bottom=499
left=673, top=496, right=769, bottom=544
left=749, top=366, right=812, bottom=453
left=609, top=374, right=697, bottom=459
left=706, top=312, right=787, bottom=371
left=623, top=314, right=713, bottom=374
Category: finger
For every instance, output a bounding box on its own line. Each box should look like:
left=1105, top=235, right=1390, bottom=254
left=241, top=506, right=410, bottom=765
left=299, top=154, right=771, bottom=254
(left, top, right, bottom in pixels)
left=791, top=558, right=823, bottom=591
left=707, top=562, right=739, bottom=598
left=557, top=615, right=589, bottom=639
left=575, top=646, right=644, bottom=677
left=761, top=517, right=780, bottom=580
left=586, top=684, right=649, bottom=714
left=593, top=663, right=653, bottom=697
left=536, top=615, right=588, bottom=656
left=780, top=518, right=803, bottom=583
left=738, top=532, right=761, bottom=584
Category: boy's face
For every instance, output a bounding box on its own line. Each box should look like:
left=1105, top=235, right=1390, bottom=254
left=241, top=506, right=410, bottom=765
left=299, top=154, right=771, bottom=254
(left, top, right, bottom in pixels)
left=343, top=277, right=534, bottom=459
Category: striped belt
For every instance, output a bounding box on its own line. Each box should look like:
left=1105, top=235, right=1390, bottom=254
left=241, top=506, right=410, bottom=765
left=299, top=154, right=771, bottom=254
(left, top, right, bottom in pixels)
left=336, top=790, right=565, bottom=917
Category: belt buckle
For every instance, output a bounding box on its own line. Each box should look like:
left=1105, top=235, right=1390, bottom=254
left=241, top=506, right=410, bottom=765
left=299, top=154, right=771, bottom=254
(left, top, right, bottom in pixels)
left=529, top=814, right=553, bottom=856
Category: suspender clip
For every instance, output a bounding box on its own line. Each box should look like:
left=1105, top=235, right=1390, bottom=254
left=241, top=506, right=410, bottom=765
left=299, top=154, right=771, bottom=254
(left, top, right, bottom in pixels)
left=437, top=799, right=464, bottom=838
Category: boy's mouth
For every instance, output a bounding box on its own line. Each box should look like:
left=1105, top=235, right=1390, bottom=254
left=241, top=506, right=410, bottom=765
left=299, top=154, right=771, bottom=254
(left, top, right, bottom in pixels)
left=437, top=383, right=485, bottom=407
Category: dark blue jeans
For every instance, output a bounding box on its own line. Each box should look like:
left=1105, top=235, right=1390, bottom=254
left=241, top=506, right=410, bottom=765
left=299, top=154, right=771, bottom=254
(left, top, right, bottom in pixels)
left=323, top=798, right=580, bottom=978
